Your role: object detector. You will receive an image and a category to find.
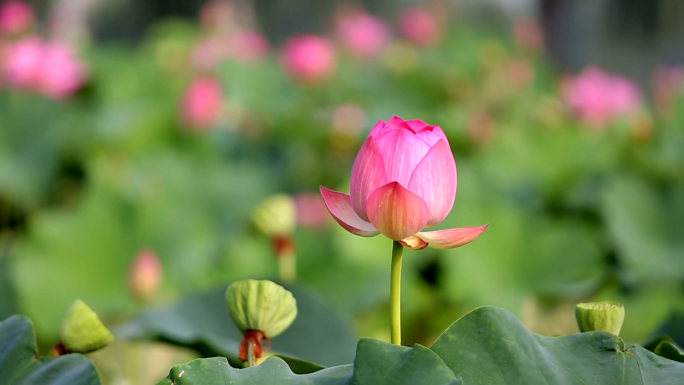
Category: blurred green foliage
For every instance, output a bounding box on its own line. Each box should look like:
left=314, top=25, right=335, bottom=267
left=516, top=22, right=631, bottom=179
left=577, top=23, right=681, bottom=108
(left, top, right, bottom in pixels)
left=1, top=17, right=683, bottom=358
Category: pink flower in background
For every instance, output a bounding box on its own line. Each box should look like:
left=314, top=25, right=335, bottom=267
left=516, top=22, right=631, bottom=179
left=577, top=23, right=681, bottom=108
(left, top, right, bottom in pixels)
left=228, top=30, right=269, bottom=63
left=2, top=36, right=41, bottom=88
left=281, top=35, right=336, bottom=83
left=562, top=66, right=641, bottom=128
left=332, top=103, right=367, bottom=136
left=294, top=193, right=330, bottom=230
left=652, top=65, right=683, bottom=115
left=336, top=10, right=389, bottom=59
left=0, top=1, right=34, bottom=35
left=181, top=76, right=223, bottom=130
left=512, top=18, right=543, bottom=51
left=128, top=249, right=163, bottom=301
left=320, top=116, right=487, bottom=250
left=2, top=37, right=86, bottom=99
left=398, top=7, right=442, bottom=47
left=191, top=37, right=228, bottom=71
left=38, top=42, right=87, bottom=100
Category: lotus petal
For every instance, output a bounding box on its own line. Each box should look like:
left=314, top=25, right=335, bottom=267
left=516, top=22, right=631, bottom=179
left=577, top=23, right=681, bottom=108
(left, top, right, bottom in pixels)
left=350, top=136, right=387, bottom=221
left=407, top=139, right=457, bottom=226
left=320, top=187, right=379, bottom=237
left=415, top=225, right=489, bottom=249
left=366, top=182, right=429, bottom=241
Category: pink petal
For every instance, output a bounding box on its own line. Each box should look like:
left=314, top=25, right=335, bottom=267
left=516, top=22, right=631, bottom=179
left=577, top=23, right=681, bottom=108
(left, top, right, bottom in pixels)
left=368, top=119, right=386, bottom=138
left=387, top=116, right=413, bottom=131
left=350, top=136, right=388, bottom=221
left=366, top=182, right=429, bottom=241
left=320, top=187, right=379, bottom=237
left=407, top=139, right=457, bottom=226
left=375, top=128, right=431, bottom=187
left=414, top=125, right=449, bottom=147
left=415, top=225, right=489, bottom=249
left=399, top=235, right=428, bottom=250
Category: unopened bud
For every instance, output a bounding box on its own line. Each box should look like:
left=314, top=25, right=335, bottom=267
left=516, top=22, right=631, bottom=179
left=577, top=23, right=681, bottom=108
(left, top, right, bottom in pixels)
left=226, top=279, right=297, bottom=337
left=575, top=301, right=625, bottom=336
left=128, top=248, right=163, bottom=301
left=60, top=300, right=114, bottom=353
left=251, top=194, right=296, bottom=238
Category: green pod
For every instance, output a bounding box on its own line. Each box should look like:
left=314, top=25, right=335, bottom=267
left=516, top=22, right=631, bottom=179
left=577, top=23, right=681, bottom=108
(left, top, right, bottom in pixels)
left=575, top=301, right=625, bottom=336
left=251, top=194, right=297, bottom=238
left=59, top=299, right=114, bottom=353
left=226, top=280, right=297, bottom=338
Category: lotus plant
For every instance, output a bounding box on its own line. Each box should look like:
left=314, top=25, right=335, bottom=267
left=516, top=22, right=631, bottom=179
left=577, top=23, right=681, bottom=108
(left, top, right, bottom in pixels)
left=320, top=116, right=487, bottom=344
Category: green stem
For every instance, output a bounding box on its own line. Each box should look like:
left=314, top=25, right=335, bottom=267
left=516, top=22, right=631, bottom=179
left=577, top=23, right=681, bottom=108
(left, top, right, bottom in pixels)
left=278, top=251, right=296, bottom=284
left=247, top=341, right=256, bottom=367
left=390, top=240, right=404, bottom=345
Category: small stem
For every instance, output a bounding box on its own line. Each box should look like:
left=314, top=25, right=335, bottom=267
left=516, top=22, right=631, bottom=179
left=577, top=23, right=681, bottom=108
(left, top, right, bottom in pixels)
left=247, top=341, right=256, bottom=367
left=278, top=252, right=296, bottom=284
left=390, top=240, right=404, bottom=345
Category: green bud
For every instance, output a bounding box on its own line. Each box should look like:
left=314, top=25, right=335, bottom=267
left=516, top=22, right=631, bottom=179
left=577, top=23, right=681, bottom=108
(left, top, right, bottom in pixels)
left=575, top=301, right=625, bottom=336
left=59, top=299, right=114, bottom=353
left=251, top=194, right=296, bottom=238
left=226, top=280, right=297, bottom=338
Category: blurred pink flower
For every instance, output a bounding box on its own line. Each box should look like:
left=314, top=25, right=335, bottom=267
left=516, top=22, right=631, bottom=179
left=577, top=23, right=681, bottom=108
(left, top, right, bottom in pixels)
left=294, top=193, right=330, bottom=230
left=562, top=67, right=641, bottom=128
left=199, top=0, right=234, bottom=33
left=2, top=37, right=86, bottom=99
left=332, top=103, right=367, bottom=136
left=281, top=35, right=336, bottom=83
left=2, top=36, right=41, bottom=88
left=336, top=9, right=389, bottom=59
left=0, top=1, right=34, bottom=35
left=320, top=116, right=487, bottom=250
left=180, top=76, right=223, bottom=130
left=227, top=30, right=269, bottom=63
left=38, top=42, right=87, bottom=99
left=512, top=18, right=543, bottom=51
left=398, top=7, right=442, bottom=47
left=652, top=65, right=683, bottom=116
left=128, top=249, right=163, bottom=301
left=191, top=37, right=228, bottom=71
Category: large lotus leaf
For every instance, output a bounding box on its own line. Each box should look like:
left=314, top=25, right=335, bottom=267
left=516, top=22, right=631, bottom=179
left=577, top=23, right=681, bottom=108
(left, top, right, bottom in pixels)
left=430, top=306, right=684, bottom=384
left=601, top=176, right=684, bottom=283
left=117, top=284, right=357, bottom=367
left=0, top=315, right=101, bottom=385
left=156, top=338, right=460, bottom=385
left=0, top=241, right=18, bottom=320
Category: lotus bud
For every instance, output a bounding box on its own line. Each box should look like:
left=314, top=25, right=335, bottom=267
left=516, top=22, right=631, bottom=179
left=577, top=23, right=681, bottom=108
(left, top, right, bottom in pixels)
left=575, top=301, right=625, bottom=336
left=226, top=280, right=297, bottom=365
left=59, top=299, right=114, bottom=353
left=251, top=194, right=297, bottom=238
left=128, top=248, right=163, bottom=301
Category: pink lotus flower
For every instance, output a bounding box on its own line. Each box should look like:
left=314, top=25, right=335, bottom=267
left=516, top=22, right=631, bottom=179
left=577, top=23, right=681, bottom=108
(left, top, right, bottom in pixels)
left=336, top=9, right=389, bottom=59
left=281, top=35, right=336, bottom=83
left=180, top=76, right=223, bottom=130
left=38, top=42, right=87, bottom=99
left=320, top=116, right=487, bottom=250
left=562, top=66, right=641, bottom=128
left=227, top=30, right=269, bottom=63
left=398, top=7, right=442, bottom=47
left=2, top=37, right=86, bottom=99
left=0, top=1, right=34, bottom=35
left=128, top=249, right=163, bottom=301
left=2, top=36, right=41, bottom=88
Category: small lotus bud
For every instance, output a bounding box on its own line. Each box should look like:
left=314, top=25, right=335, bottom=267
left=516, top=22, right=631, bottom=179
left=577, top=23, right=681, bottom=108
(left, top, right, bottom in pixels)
left=226, top=279, right=297, bottom=337
left=251, top=194, right=297, bottom=238
left=60, top=299, right=114, bottom=353
left=226, top=280, right=297, bottom=365
left=128, top=248, right=163, bottom=301
left=575, top=301, right=625, bottom=336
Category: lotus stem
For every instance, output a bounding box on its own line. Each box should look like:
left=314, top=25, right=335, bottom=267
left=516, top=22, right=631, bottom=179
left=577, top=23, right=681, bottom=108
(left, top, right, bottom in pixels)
left=390, top=240, right=403, bottom=345
left=247, top=340, right=257, bottom=367
left=278, top=252, right=296, bottom=284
